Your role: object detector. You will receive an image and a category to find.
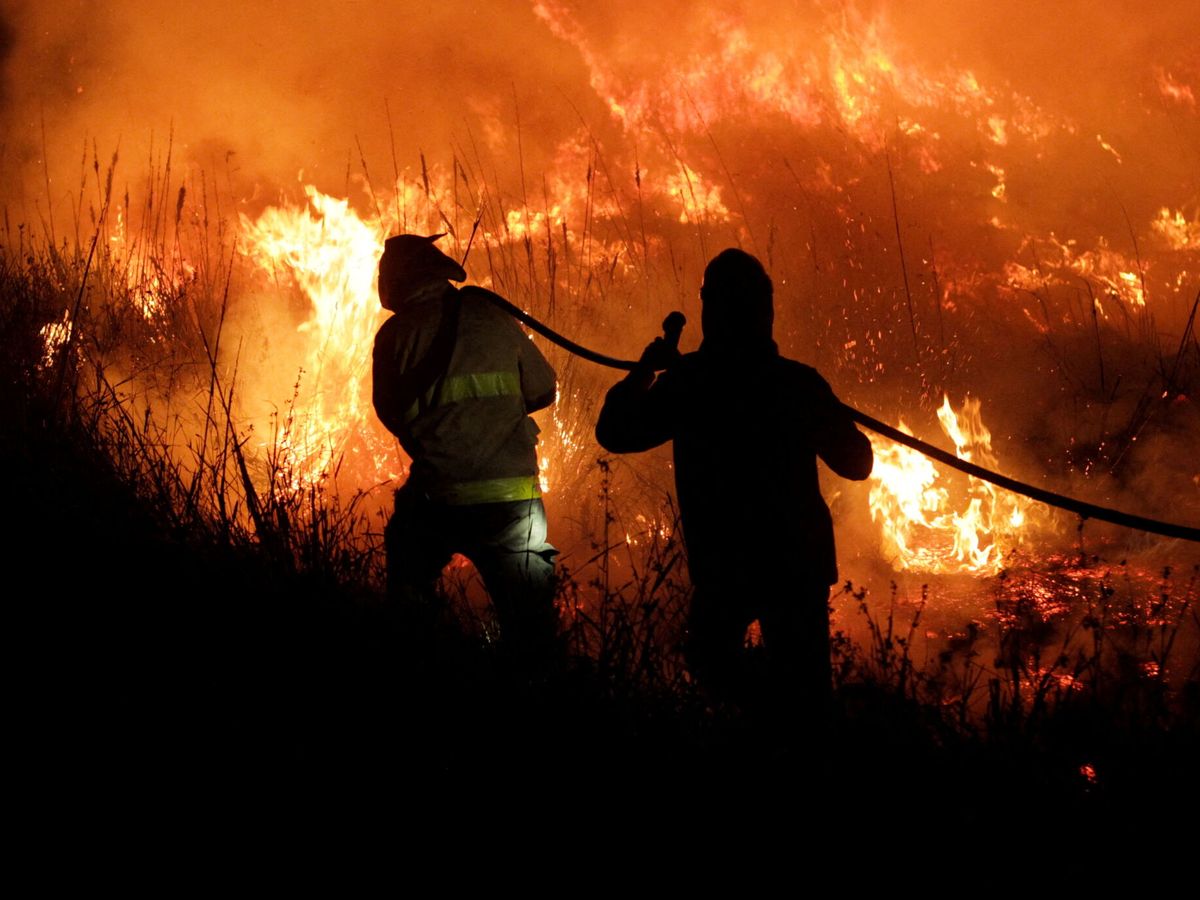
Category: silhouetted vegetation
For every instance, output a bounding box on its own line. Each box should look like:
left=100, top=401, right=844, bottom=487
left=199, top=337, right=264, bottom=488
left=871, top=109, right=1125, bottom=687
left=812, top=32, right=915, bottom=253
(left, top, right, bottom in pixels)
left=4, top=157, right=1197, bottom=867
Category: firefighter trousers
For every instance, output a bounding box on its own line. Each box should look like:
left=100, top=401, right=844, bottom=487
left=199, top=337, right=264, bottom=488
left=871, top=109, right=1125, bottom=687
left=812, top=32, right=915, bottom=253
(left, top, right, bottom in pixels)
left=385, top=485, right=559, bottom=662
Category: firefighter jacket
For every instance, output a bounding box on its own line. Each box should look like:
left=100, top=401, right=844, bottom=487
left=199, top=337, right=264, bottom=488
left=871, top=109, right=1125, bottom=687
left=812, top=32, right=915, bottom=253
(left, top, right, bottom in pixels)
left=595, top=341, right=873, bottom=586
left=373, top=283, right=557, bottom=504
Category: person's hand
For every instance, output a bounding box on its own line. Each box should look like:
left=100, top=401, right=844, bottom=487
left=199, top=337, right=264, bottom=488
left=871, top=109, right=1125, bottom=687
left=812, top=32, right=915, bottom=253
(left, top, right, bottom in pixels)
left=637, top=337, right=682, bottom=372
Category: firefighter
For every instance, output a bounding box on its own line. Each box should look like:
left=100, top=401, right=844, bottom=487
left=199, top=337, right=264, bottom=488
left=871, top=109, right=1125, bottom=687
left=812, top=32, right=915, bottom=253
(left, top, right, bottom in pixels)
left=373, top=233, right=559, bottom=665
left=595, top=248, right=873, bottom=711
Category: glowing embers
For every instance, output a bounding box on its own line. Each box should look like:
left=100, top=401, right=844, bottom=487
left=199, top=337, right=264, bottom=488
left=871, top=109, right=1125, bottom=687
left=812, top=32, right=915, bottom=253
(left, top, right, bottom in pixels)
left=1153, top=208, right=1200, bottom=251
left=868, top=395, right=1031, bottom=575
left=624, top=512, right=673, bottom=548
left=1004, top=235, right=1147, bottom=312
left=39, top=309, right=73, bottom=370
left=665, top=164, right=730, bottom=224
left=107, top=206, right=194, bottom=325
left=1155, top=68, right=1196, bottom=107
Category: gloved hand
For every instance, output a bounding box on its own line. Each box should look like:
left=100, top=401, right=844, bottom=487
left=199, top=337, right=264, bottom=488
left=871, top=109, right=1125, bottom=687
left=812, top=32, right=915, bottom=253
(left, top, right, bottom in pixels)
left=636, top=336, right=682, bottom=373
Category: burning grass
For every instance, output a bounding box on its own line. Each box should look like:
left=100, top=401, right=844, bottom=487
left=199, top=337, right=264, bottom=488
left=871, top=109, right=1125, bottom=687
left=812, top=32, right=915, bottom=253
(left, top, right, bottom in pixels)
left=6, top=138, right=1197, bottom=671
left=3, top=125, right=1198, bottom=849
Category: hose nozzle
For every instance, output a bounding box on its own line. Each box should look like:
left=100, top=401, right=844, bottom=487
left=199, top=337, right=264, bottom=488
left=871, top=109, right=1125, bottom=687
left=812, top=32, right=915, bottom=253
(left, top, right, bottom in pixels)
left=662, top=311, right=686, bottom=350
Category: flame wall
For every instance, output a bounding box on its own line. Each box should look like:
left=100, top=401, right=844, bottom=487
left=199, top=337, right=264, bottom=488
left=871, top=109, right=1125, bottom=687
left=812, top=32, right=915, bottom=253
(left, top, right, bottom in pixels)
left=2, top=0, right=1197, bottom=573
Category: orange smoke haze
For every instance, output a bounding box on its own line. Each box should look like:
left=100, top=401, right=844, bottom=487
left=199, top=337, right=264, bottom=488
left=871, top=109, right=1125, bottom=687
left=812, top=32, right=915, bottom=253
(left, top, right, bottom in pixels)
left=2, top=0, right=1198, bottom=574
left=4, top=1, right=1196, bottom=245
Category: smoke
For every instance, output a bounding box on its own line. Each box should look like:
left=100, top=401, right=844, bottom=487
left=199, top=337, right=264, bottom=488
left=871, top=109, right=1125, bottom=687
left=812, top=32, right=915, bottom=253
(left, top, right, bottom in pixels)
left=3, top=0, right=1196, bottom=243
left=0, top=9, right=13, bottom=106
left=0, top=0, right=602, bottom=206
left=1, top=0, right=1196, bottom=559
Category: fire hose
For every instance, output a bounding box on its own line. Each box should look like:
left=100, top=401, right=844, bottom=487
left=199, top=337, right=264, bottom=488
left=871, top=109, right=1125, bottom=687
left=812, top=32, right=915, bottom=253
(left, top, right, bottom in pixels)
left=480, top=293, right=1200, bottom=544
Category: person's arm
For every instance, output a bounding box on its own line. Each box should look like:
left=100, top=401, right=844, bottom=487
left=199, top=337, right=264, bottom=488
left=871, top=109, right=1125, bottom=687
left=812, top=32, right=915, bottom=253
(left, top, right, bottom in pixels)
left=463, top=286, right=557, bottom=413
left=518, top=330, right=557, bottom=413
left=812, top=374, right=874, bottom=481
left=372, top=318, right=412, bottom=437
left=594, top=342, right=677, bottom=453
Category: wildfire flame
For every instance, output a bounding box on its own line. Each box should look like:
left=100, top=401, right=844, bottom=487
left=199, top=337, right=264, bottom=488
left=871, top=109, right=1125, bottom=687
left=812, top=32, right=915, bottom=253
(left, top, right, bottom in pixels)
left=39, top=309, right=72, bottom=370
left=237, top=178, right=598, bottom=490
left=869, top=395, right=1031, bottom=575
left=1156, top=68, right=1196, bottom=107
left=239, top=186, right=394, bottom=483
left=1154, top=208, right=1200, bottom=251
left=19, top=1, right=1188, bottom=570
left=107, top=207, right=195, bottom=324
left=1004, top=235, right=1147, bottom=313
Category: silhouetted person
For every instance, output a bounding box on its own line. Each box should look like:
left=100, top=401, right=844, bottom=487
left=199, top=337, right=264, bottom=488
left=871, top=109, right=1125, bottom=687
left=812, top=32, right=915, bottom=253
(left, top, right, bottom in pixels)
left=373, top=234, right=559, bottom=667
left=596, top=248, right=873, bottom=713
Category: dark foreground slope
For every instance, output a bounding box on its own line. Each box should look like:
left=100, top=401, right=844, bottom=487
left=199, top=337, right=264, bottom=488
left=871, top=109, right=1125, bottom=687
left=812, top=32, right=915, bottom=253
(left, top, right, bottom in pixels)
left=3, top=335, right=1196, bottom=875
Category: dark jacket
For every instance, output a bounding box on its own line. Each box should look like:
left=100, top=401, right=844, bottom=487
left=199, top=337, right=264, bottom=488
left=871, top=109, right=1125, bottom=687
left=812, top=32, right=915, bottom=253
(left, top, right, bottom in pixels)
left=595, top=342, right=872, bottom=585
left=373, top=284, right=556, bottom=503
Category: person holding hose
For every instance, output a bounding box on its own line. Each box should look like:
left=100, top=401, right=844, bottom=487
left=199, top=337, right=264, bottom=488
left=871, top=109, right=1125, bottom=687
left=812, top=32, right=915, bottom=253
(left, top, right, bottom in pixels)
left=373, top=233, right=559, bottom=668
left=596, top=248, right=873, bottom=712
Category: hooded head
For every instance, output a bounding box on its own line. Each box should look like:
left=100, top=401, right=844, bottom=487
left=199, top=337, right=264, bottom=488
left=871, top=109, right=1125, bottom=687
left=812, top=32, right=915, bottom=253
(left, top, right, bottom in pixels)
left=699, top=248, right=774, bottom=353
left=377, top=233, right=467, bottom=311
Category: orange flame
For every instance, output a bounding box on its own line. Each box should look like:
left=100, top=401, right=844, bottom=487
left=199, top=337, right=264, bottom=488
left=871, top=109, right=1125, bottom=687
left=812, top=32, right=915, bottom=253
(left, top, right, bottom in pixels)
left=106, top=207, right=194, bottom=323
left=1004, top=235, right=1147, bottom=313
left=237, top=178, right=591, bottom=490
left=1156, top=68, right=1196, bottom=107
left=39, top=309, right=72, bottom=370
left=869, top=395, right=1031, bottom=575
left=1153, top=208, right=1200, bottom=251
left=239, top=186, right=390, bottom=483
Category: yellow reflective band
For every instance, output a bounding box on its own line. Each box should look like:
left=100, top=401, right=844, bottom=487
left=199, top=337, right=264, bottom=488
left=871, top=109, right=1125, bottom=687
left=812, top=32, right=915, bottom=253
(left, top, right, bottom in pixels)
left=402, top=370, right=522, bottom=423
left=441, top=371, right=521, bottom=403
left=436, top=476, right=541, bottom=505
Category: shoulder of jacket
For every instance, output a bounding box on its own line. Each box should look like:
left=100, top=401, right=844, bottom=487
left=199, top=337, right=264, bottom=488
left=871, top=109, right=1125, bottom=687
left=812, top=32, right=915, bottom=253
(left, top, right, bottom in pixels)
left=457, top=285, right=516, bottom=321
left=457, top=285, right=506, bottom=307
left=775, top=358, right=839, bottom=398
left=777, top=356, right=825, bottom=381
left=374, top=314, right=401, bottom=345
